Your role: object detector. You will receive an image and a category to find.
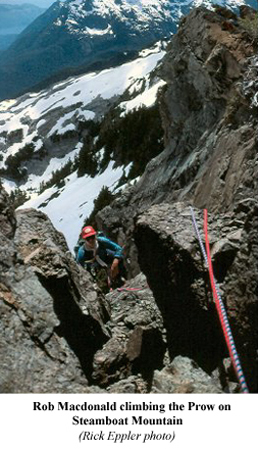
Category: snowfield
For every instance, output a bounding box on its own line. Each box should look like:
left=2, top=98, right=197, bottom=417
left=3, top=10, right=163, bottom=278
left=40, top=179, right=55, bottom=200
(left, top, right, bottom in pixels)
left=0, top=41, right=166, bottom=251
left=19, top=161, right=131, bottom=252
left=0, top=42, right=165, bottom=170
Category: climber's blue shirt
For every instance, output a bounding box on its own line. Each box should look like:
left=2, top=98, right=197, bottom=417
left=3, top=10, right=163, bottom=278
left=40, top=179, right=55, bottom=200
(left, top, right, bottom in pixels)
left=76, top=236, right=123, bottom=268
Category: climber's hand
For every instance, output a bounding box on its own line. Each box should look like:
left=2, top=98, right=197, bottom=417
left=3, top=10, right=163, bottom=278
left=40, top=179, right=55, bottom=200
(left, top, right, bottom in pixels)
left=111, top=258, right=119, bottom=279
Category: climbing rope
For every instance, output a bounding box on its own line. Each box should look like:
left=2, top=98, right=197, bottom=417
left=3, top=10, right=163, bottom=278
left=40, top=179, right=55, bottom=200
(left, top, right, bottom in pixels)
left=117, top=286, right=147, bottom=292
left=190, top=206, right=249, bottom=393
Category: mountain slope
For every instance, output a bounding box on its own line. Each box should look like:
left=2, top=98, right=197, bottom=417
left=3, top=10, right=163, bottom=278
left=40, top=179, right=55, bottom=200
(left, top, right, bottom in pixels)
left=0, top=3, right=45, bottom=51
left=0, top=5, right=256, bottom=395
left=0, top=0, right=255, bottom=100
left=0, top=0, right=178, bottom=99
left=0, top=3, right=45, bottom=33
left=0, top=35, right=16, bottom=52
left=0, top=42, right=166, bottom=249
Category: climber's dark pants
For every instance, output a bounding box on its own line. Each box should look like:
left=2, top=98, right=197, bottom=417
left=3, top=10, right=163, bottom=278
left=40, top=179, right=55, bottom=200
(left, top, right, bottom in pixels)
left=87, top=259, right=126, bottom=292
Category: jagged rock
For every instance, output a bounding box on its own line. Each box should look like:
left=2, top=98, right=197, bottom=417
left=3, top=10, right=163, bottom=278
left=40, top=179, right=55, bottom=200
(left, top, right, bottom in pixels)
left=0, top=185, right=110, bottom=392
left=1, top=6, right=257, bottom=394
left=135, top=203, right=226, bottom=373
left=151, top=356, right=223, bottom=393
left=107, top=375, right=148, bottom=394
left=1, top=183, right=227, bottom=393
left=158, top=7, right=257, bottom=211
left=96, top=7, right=257, bottom=392
left=239, top=5, right=258, bottom=19
left=135, top=202, right=257, bottom=392
left=212, top=357, right=239, bottom=393
left=222, top=201, right=258, bottom=392
left=97, top=7, right=257, bottom=267
left=92, top=274, right=166, bottom=387
left=0, top=183, right=16, bottom=239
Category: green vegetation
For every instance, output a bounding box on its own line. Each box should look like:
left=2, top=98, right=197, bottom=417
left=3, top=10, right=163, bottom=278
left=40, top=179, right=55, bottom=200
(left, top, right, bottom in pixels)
left=2, top=103, right=164, bottom=201
left=83, top=186, right=116, bottom=229
left=0, top=142, right=47, bottom=181
left=50, top=129, right=78, bottom=143
left=8, top=128, right=23, bottom=144
left=9, top=187, right=29, bottom=208
left=97, top=105, right=164, bottom=178
left=77, top=136, right=98, bottom=178
left=76, top=104, right=164, bottom=180
left=34, top=146, right=48, bottom=160
left=39, top=159, right=74, bottom=193
left=0, top=143, right=35, bottom=180
left=76, top=120, right=101, bottom=178
left=77, top=119, right=101, bottom=136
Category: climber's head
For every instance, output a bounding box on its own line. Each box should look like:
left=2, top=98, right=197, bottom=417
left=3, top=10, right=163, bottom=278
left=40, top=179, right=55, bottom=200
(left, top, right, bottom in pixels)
left=81, top=225, right=96, bottom=240
left=81, top=225, right=97, bottom=249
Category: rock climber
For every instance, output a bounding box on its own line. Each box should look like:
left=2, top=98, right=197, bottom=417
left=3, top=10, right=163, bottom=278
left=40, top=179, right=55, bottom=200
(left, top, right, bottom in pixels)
left=76, top=225, right=125, bottom=290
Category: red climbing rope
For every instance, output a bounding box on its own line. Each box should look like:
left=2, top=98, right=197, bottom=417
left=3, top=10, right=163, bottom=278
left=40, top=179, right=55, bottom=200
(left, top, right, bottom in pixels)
left=117, top=286, right=147, bottom=292
left=203, top=209, right=249, bottom=393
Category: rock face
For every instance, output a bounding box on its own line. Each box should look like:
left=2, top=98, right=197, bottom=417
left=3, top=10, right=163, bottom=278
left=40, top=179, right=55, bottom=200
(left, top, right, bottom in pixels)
left=98, top=7, right=257, bottom=232
left=135, top=204, right=225, bottom=374
left=97, top=7, right=257, bottom=391
left=1, top=6, right=257, bottom=394
left=0, top=182, right=16, bottom=239
left=151, top=356, right=223, bottom=394
left=92, top=274, right=166, bottom=387
left=0, top=184, right=224, bottom=393
left=0, top=184, right=110, bottom=392
left=135, top=202, right=257, bottom=392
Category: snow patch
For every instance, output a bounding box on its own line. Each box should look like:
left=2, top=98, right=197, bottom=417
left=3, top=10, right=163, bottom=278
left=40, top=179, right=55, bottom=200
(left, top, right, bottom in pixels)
left=54, top=18, right=62, bottom=26
left=120, top=79, right=166, bottom=114
left=19, top=160, right=128, bottom=251
left=84, top=24, right=113, bottom=36
left=19, top=143, right=83, bottom=192
left=0, top=40, right=166, bottom=250
left=0, top=43, right=165, bottom=167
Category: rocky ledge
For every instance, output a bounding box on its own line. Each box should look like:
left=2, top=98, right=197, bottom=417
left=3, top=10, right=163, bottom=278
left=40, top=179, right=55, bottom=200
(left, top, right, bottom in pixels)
left=1, top=182, right=229, bottom=393
left=1, top=6, right=257, bottom=393
left=95, top=7, right=257, bottom=392
left=1, top=181, right=256, bottom=392
left=135, top=202, right=257, bottom=392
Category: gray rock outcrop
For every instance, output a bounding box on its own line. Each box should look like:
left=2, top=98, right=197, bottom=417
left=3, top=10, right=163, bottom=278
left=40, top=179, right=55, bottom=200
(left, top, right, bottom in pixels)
left=135, top=202, right=257, bottom=392
left=151, top=356, right=223, bottom=394
left=1, top=6, right=257, bottom=394
left=0, top=183, right=225, bottom=393
left=0, top=185, right=110, bottom=392
left=92, top=274, right=166, bottom=387
left=96, top=7, right=257, bottom=392
left=97, top=6, right=257, bottom=253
